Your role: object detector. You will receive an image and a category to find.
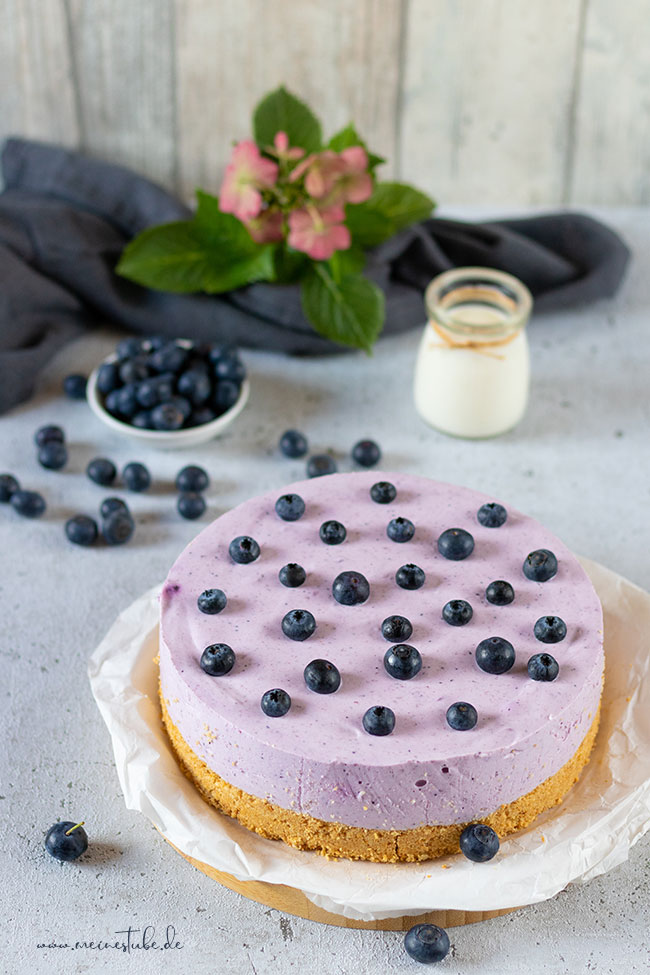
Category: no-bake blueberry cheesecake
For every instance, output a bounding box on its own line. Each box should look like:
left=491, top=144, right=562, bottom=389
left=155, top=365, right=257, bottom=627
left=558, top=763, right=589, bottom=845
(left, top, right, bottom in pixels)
left=159, top=471, right=604, bottom=862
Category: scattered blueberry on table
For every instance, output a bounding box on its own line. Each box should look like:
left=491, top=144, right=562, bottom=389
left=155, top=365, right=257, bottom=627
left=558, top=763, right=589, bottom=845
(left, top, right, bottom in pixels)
left=11, top=489, right=46, bottom=518
left=34, top=425, right=64, bottom=448
left=122, top=462, right=151, bottom=492
left=279, top=429, right=309, bottom=458
left=384, top=643, right=422, bottom=680
left=100, top=497, right=129, bottom=519
left=0, top=473, right=19, bottom=502
left=446, top=701, right=478, bottom=730
left=362, top=705, right=395, bottom=736
left=404, top=923, right=450, bottom=964
left=282, top=609, right=316, bottom=641
left=200, top=643, right=236, bottom=676
left=87, top=457, right=117, bottom=487
left=175, top=465, right=209, bottom=493
left=37, top=441, right=67, bottom=470
left=65, top=515, right=98, bottom=547
left=63, top=374, right=87, bottom=400
left=459, top=823, right=500, bottom=862
left=351, top=438, right=381, bottom=468
left=44, top=821, right=88, bottom=862
left=102, top=509, right=135, bottom=545
left=475, top=636, right=516, bottom=674
left=261, top=688, right=292, bottom=717
left=197, top=588, right=227, bottom=614
left=278, top=563, right=306, bottom=588
left=303, top=658, right=341, bottom=694
left=306, top=453, right=337, bottom=478
left=534, top=615, right=567, bottom=643
left=527, top=652, right=560, bottom=681
left=177, top=492, right=206, bottom=520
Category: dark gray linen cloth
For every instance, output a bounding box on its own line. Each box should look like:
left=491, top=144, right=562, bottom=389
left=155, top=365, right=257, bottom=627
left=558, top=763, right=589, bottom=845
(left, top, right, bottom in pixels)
left=0, top=138, right=630, bottom=414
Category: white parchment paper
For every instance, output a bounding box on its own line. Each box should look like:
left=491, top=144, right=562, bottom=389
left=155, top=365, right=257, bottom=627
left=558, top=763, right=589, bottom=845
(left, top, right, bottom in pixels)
left=88, top=557, right=650, bottom=921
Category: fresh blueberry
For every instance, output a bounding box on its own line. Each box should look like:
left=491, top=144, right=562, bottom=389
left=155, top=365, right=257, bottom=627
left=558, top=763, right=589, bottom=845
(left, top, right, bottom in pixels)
left=404, top=923, right=450, bottom=964
left=437, top=527, right=475, bottom=561
left=86, top=457, right=117, bottom=487
left=279, top=563, right=306, bottom=588
left=122, top=462, right=151, bottom=492
left=200, top=643, right=235, bottom=676
left=150, top=402, right=185, bottom=431
left=282, top=609, right=316, bottom=641
left=319, top=520, right=346, bottom=545
left=475, top=636, right=515, bottom=674
left=442, top=599, right=473, bottom=626
left=119, top=357, right=150, bottom=385
left=102, top=510, right=135, bottom=545
left=523, top=549, right=558, bottom=582
left=65, top=515, right=98, bottom=547
left=527, top=652, right=560, bottom=681
left=363, top=705, right=395, bottom=736
left=477, top=502, right=508, bottom=528
left=214, top=351, right=246, bottom=383
left=534, top=615, right=567, bottom=644
left=446, top=701, right=478, bottom=730
left=370, top=480, right=396, bottom=504
left=145, top=335, right=166, bottom=352
left=168, top=395, right=193, bottom=421
left=229, top=535, right=260, bottom=564
left=177, top=367, right=212, bottom=406
left=115, top=383, right=139, bottom=419
left=154, top=372, right=176, bottom=402
left=459, top=823, right=500, bottom=862
left=381, top=615, right=413, bottom=642
left=387, top=517, right=415, bottom=543
left=104, top=389, right=123, bottom=417
left=34, top=425, right=64, bottom=448
left=279, top=429, right=308, bottom=458
left=0, top=474, right=19, bottom=502
left=96, top=362, right=120, bottom=395
left=206, top=343, right=229, bottom=364
left=197, top=588, right=227, bottom=614
left=99, top=497, right=129, bottom=519
left=63, top=374, right=87, bottom=400
left=486, top=580, right=515, bottom=605
left=149, top=341, right=189, bottom=374
left=190, top=407, right=217, bottom=427
left=261, top=688, right=292, bottom=717
left=384, top=644, right=422, bottom=681
left=213, top=380, right=241, bottom=414
left=116, top=337, right=145, bottom=361
left=275, top=493, right=306, bottom=522
left=351, top=439, right=381, bottom=468
left=135, top=378, right=162, bottom=409
left=176, top=465, right=209, bottom=493
left=177, top=492, right=206, bottom=520
left=44, top=821, right=88, bottom=862
left=10, top=490, right=46, bottom=518
left=306, top=454, right=337, bottom=478
left=37, top=441, right=67, bottom=470
left=304, top=658, right=340, bottom=694
left=332, top=571, right=370, bottom=605
left=395, top=564, right=425, bottom=590
left=131, top=410, right=154, bottom=429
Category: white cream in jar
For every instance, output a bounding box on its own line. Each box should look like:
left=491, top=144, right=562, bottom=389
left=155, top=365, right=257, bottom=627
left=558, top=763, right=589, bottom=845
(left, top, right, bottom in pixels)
left=413, top=267, right=533, bottom=438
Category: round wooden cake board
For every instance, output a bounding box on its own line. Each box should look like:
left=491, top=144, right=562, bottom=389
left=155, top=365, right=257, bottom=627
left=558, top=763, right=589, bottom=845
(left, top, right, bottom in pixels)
left=159, top=831, right=521, bottom=930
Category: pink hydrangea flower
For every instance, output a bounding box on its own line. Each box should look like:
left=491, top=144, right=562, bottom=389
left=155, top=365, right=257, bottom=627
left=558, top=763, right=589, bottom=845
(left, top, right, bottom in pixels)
left=288, top=205, right=350, bottom=261
left=245, top=208, right=284, bottom=243
left=219, top=140, right=279, bottom=222
left=338, top=146, right=373, bottom=204
left=273, top=131, right=304, bottom=161
left=289, top=151, right=345, bottom=199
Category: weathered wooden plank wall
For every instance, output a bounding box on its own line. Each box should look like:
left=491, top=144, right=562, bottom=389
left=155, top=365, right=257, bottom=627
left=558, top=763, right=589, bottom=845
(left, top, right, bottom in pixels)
left=1, top=0, right=648, bottom=204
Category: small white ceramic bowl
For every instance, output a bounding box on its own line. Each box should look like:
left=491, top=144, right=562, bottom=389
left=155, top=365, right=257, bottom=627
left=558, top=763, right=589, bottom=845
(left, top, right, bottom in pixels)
left=87, top=348, right=250, bottom=449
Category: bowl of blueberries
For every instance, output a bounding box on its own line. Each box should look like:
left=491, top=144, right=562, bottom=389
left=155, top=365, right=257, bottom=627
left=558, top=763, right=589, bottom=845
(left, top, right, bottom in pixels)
left=87, top=336, right=249, bottom=448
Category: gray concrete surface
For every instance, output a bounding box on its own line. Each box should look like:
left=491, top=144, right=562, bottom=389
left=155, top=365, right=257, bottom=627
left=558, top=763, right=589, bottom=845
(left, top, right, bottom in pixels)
left=1, top=208, right=648, bottom=973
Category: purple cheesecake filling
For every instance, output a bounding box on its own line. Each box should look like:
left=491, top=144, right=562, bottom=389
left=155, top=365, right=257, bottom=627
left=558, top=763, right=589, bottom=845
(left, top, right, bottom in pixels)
left=160, top=472, right=603, bottom=830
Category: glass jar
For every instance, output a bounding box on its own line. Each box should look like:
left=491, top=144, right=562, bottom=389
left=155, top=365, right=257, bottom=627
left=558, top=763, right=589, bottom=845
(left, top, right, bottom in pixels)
left=413, top=267, right=533, bottom=438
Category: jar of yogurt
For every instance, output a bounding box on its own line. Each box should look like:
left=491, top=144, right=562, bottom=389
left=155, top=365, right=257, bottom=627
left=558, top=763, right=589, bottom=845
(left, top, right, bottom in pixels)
left=413, top=267, right=533, bottom=438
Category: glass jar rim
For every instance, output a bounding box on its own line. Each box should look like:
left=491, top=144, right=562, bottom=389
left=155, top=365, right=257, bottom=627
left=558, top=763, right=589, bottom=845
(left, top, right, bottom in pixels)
left=425, top=266, right=533, bottom=339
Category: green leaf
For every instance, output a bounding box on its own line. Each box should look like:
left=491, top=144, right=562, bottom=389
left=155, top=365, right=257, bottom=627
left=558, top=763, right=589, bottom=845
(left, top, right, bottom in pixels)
left=328, top=245, right=365, bottom=282
left=116, top=197, right=275, bottom=294
left=272, top=244, right=308, bottom=284
left=346, top=181, right=435, bottom=247
left=253, top=86, right=322, bottom=153
left=300, top=266, right=385, bottom=353
left=327, top=123, right=386, bottom=169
